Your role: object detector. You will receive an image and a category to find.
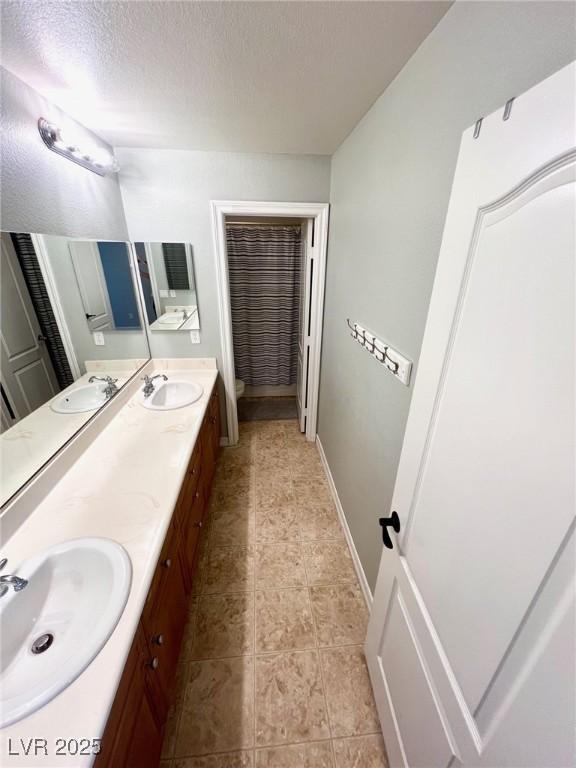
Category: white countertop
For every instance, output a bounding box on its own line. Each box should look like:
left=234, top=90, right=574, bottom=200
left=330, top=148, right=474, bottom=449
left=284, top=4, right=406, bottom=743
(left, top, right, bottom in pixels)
left=0, top=358, right=218, bottom=767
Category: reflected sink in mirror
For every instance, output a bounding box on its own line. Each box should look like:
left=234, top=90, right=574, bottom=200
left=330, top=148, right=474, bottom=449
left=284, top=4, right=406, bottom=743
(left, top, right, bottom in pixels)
left=158, top=312, right=186, bottom=326
left=1, top=229, right=151, bottom=506
left=141, top=380, right=203, bottom=410
left=0, top=538, right=132, bottom=728
left=133, top=242, right=200, bottom=332
left=50, top=383, right=109, bottom=414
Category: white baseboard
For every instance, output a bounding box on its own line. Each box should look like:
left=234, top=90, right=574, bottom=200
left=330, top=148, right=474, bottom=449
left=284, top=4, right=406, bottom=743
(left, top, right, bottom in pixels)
left=316, top=435, right=373, bottom=610
left=219, top=437, right=230, bottom=447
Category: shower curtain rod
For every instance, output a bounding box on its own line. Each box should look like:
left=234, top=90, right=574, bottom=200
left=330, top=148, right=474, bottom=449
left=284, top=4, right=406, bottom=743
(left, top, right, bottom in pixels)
left=225, top=220, right=302, bottom=226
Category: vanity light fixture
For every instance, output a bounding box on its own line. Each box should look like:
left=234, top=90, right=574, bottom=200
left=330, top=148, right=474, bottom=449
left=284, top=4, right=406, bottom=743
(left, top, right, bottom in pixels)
left=38, top=118, right=120, bottom=176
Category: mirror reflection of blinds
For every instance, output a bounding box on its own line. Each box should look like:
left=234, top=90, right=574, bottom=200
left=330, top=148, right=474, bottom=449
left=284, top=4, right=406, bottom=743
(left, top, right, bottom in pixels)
left=162, top=243, right=190, bottom=290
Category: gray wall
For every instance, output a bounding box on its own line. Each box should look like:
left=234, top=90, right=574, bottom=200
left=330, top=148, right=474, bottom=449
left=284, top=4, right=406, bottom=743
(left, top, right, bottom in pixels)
left=1, top=67, right=128, bottom=240
left=318, top=1, right=576, bottom=591
left=117, top=148, right=331, bottom=365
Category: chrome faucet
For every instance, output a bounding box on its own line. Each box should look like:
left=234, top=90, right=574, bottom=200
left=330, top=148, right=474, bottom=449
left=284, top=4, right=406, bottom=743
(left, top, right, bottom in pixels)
left=0, top=558, right=28, bottom=598
left=89, top=375, right=119, bottom=399
left=142, top=374, right=168, bottom=398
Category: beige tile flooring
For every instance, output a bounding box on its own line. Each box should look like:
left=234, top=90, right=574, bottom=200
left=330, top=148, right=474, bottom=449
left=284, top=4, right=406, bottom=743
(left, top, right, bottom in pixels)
left=160, top=420, right=388, bottom=768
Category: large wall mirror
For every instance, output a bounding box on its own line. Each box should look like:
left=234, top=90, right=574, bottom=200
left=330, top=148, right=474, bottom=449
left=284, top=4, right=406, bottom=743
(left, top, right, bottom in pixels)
left=0, top=232, right=150, bottom=507
left=134, top=242, right=200, bottom=331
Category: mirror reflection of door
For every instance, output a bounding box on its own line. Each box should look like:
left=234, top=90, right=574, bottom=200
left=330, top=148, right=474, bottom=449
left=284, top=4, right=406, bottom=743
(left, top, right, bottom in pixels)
left=69, top=241, right=113, bottom=331
left=0, top=233, right=59, bottom=428
left=69, top=241, right=141, bottom=331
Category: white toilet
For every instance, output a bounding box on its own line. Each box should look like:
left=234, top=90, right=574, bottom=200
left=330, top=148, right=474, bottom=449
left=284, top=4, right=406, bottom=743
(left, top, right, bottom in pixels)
left=235, top=379, right=245, bottom=399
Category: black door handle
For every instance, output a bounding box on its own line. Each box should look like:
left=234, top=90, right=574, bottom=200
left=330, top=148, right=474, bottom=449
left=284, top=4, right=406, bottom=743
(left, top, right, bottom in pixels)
left=379, top=511, right=400, bottom=549
left=85, top=313, right=97, bottom=320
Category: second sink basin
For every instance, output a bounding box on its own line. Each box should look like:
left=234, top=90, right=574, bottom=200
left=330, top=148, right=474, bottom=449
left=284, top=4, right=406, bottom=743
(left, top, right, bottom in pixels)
left=50, top=383, right=109, bottom=414
left=158, top=312, right=185, bottom=326
left=141, top=380, right=203, bottom=410
left=0, top=537, right=132, bottom=727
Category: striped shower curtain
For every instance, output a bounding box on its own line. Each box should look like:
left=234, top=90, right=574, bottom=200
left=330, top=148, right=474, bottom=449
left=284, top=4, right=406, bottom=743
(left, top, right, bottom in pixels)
left=226, top=224, right=302, bottom=387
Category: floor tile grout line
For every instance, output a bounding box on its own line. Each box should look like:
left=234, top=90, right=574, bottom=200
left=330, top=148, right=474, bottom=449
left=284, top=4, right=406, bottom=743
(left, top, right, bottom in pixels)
left=300, top=525, right=335, bottom=754
left=184, top=639, right=373, bottom=664
left=171, top=728, right=384, bottom=760
left=170, top=729, right=385, bottom=761
left=169, top=656, right=191, bottom=761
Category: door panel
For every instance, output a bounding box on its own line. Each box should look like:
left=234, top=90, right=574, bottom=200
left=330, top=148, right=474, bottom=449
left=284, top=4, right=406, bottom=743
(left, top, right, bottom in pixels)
left=69, top=240, right=113, bottom=331
left=0, top=233, right=59, bottom=422
left=366, top=63, right=575, bottom=768
left=379, top=584, right=456, bottom=768
left=408, top=171, right=574, bottom=714
left=14, top=359, right=56, bottom=412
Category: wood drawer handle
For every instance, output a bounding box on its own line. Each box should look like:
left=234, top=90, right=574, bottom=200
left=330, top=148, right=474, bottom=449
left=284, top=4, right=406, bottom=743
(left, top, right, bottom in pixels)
left=193, top=521, right=203, bottom=528
left=152, top=634, right=164, bottom=646
left=148, top=657, right=159, bottom=670
left=161, top=558, right=172, bottom=568
left=210, top=416, right=217, bottom=424
left=195, top=491, right=200, bottom=499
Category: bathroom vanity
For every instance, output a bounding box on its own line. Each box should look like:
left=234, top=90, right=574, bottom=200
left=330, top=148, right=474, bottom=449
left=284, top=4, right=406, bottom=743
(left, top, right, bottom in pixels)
left=0, top=360, right=220, bottom=767
left=95, top=381, right=220, bottom=767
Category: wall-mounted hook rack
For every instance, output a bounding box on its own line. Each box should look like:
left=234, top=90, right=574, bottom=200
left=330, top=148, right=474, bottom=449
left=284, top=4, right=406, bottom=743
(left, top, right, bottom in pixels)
left=345, top=318, right=412, bottom=386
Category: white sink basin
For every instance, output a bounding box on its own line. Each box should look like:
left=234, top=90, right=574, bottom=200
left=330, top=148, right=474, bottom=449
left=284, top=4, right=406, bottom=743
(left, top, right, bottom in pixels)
left=50, top=383, right=108, bottom=414
left=0, top=538, right=131, bottom=727
left=158, top=312, right=185, bottom=326
left=141, top=380, right=203, bottom=410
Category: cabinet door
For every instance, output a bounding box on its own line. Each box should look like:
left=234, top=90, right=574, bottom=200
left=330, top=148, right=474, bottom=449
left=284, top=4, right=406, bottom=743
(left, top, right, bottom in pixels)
left=95, top=626, right=161, bottom=768
left=179, top=483, right=204, bottom=591
left=127, top=690, right=163, bottom=768
left=143, top=553, right=188, bottom=725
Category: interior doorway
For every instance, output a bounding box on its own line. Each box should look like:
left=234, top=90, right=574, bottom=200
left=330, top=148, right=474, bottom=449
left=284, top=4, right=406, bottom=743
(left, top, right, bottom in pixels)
left=211, top=201, right=329, bottom=445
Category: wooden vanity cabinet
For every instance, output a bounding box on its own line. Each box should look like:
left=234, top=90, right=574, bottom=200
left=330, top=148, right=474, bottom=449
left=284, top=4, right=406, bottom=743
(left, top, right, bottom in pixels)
left=95, top=385, right=220, bottom=768
left=177, top=386, right=220, bottom=592
left=94, top=626, right=161, bottom=768
left=141, top=518, right=188, bottom=723
left=204, top=386, right=221, bottom=491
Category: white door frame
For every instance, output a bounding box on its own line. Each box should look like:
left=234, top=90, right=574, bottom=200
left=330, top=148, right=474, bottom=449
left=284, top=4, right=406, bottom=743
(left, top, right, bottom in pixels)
left=211, top=200, right=329, bottom=445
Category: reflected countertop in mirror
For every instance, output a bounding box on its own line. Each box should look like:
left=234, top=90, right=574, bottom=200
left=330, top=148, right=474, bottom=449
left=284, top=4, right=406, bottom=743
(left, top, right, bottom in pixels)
left=0, top=359, right=147, bottom=507
left=1, top=231, right=151, bottom=506
left=134, top=242, right=200, bottom=331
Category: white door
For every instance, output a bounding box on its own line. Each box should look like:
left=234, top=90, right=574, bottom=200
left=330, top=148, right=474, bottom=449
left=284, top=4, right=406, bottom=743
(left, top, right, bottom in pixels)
left=296, top=219, right=314, bottom=433
left=0, top=233, right=59, bottom=427
left=68, top=241, right=113, bottom=331
left=365, top=63, right=575, bottom=768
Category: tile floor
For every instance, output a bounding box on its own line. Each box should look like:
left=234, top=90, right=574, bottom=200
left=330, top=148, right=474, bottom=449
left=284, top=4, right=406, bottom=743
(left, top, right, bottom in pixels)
left=160, top=420, right=388, bottom=768
left=237, top=396, right=298, bottom=422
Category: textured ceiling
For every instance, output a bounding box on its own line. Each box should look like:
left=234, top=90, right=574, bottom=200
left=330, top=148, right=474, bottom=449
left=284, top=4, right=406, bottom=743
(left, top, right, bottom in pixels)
left=1, top=1, right=451, bottom=154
